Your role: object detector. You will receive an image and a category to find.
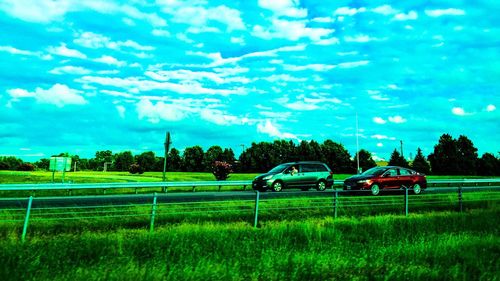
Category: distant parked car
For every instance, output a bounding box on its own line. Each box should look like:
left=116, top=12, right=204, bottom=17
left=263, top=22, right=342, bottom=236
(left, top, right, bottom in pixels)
left=252, top=161, right=334, bottom=192
left=343, top=166, right=427, bottom=195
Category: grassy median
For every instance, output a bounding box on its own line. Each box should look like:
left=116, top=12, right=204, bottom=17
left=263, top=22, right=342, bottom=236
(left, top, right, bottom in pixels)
left=0, top=207, right=498, bottom=281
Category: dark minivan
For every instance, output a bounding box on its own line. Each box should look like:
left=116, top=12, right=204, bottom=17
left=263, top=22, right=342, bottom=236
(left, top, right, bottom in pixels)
left=252, top=161, right=334, bottom=192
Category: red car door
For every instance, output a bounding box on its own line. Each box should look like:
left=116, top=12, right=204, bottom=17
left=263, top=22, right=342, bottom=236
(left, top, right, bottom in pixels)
left=379, top=168, right=399, bottom=189
left=398, top=168, right=414, bottom=188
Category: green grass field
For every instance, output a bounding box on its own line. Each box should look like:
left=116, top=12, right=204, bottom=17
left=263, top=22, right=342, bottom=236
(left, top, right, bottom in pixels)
left=0, top=208, right=498, bottom=281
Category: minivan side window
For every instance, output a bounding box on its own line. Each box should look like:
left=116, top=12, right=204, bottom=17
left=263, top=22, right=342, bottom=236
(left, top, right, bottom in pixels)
left=314, top=164, right=327, bottom=172
left=301, top=164, right=315, bottom=173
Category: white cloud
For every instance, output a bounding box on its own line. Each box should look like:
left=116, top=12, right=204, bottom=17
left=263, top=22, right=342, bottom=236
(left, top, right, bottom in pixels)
left=94, top=55, right=127, bottom=67
left=152, top=29, right=170, bottom=37
left=74, top=32, right=154, bottom=51
left=161, top=4, right=245, bottom=31
left=200, top=109, right=250, bottom=126
left=7, top=84, right=87, bottom=107
left=252, top=19, right=334, bottom=41
left=452, top=107, right=466, bottom=116
left=344, top=35, right=382, bottom=43
left=373, top=117, right=386, bottom=124
left=136, top=99, right=188, bottom=123
left=312, top=17, right=334, bottom=23
left=372, top=135, right=396, bottom=141
left=47, top=43, right=87, bottom=59
left=393, top=11, right=418, bottom=21
left=425, top=9, right=465, bottom=17
left=0, top=45, right=39, bottom=56
left=116, top=105, right=126, bottom=118
left=333, top=7, right=366, bottom=16
left=372, top=5, right=398, bottom=15
left=78, top=75, right=244, bottom=96
left=314, top=37, right=340, bottom=46
left=338, top=60, right=370, bottom=68
left=388, top=115, right=407, bottom=123
left=0, top=0, right=71, bottom=23
left=486, top=104, right=496, bottom=112
left=283, top=63, right=336, bottom=72
left=257, top=120, right=297, bottom=139
left=258, top=0, right=307, bottom=18
left=284, top=101, right=319, bottom=111
left=49, top=66, right=91, bottom=75
left=377, top=143, right=383, bottom=147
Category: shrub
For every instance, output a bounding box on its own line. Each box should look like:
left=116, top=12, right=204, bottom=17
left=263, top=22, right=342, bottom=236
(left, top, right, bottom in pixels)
left=129, top=163, right=144, bottom=174
left=17, top=163, right=35, bottom=171
left=212, top=161, right=233, bottom=181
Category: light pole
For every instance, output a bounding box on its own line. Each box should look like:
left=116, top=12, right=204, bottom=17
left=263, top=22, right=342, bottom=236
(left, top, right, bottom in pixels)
left=356, top=112, right=360, bottom=174
left=163, top=132, right=171, bottom=182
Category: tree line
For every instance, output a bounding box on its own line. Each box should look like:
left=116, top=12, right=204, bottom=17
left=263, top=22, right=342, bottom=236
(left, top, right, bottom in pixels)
left=0, top=134, right=498, bottom=176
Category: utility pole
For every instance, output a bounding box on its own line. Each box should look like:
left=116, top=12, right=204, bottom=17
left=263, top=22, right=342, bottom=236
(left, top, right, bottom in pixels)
left=356, top=112, right=360, bottom=174
left=163, top=132, right=171, bottom=182
left=400, top=140, right=404, bottom=158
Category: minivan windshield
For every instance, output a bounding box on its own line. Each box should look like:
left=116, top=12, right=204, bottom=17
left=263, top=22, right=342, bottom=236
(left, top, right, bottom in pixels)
left=268, top=164, right=289, bottom=174
left=361, top=167, right=387, bottom=176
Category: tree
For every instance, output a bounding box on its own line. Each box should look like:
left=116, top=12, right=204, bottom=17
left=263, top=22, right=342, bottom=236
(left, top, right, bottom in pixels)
left=94, top=150, right=113, bottom=171
left=411, top=148, right=430, bottom=174
left=428, top=134, right=479, bottom=175
left=428, top=134, right=460, bottom=175
left=456, top=135, right=478, bottom=175
left=135, top=151, right=156, bottom=172
left=203, top=146, right=223, bottom=171
left=388, top=149, right=409, bottom=168
left=221, top=148, right=236, bottom=163
left=34, top=158, right=50, bottom=170
left=477, top=153, right=499, bottom=176
left=167, top=148, right=182, bottom=171
left=0, top=156, right=23, bottom=170
left=114, top=151, right=134, bottom=172
left=320, top=140, right=353, bottom=173
left=182, top=146, right=204, bottom=172
left=353, top=149, right=377, bottom=173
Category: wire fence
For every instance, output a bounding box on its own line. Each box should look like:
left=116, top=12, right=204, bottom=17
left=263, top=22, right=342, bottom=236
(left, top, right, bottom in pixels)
left=0, top=186, right=499, bottom=241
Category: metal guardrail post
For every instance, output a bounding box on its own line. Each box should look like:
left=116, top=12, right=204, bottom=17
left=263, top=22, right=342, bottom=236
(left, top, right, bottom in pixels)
left=22, top=196, right=34, bottom=242
left=150, top=192, right=158, bottom=233
left=333, top=190, right=338, bottom=219
left=404, top=186, right=409, bottom=217
left=254, top=191, right=260, bottom=228
left=458, top=186, right=463, bottom=212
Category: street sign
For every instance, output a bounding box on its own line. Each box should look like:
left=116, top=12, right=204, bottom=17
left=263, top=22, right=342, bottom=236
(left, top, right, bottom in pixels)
left=49, top=157, right=72, bottom=172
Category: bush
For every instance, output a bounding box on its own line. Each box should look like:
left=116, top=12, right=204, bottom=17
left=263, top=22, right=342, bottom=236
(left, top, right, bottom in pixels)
left=212, top=161, right=233, bottom=180
left=17, top=163, right=35, bottom=171
left=129, top=163, right=144, bottom=174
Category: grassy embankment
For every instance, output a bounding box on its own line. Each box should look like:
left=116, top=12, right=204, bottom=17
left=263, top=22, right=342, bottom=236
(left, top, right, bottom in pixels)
left=0, top=208, right=498, bottom=281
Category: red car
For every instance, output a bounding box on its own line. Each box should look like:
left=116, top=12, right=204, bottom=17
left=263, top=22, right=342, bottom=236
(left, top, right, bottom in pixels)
left=343, top=166, right=427, bottom=195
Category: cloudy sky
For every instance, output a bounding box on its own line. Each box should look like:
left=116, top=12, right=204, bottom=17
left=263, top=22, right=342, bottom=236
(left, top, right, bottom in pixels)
left=0, top=0, right=498, bottom=162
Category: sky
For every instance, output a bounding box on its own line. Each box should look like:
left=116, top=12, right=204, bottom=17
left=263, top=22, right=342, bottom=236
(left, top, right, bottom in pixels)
left=0, top=0, right=499, bottom=162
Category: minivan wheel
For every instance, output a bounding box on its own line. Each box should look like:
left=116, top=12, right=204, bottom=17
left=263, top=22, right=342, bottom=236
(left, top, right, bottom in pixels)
left=272, top=181, right=283, bottom=192
left=316, top=180, right=327, bottom=191
left=413, top=183, right=422, bottom=195
left=370, top=184, right=380, bottom=196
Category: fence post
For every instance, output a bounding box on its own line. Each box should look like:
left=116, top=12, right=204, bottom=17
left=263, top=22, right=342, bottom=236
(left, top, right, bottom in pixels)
left=150, top=192, right=158, bottom=233
left=254, top=191, right=260, bottom=228
left=404, top=186, right=409, bottom=217
left=22, top=196, right=34, bottom=242
left=333, top=190, right=338, bottom=219
left=458, top=186, right=463, bottom=212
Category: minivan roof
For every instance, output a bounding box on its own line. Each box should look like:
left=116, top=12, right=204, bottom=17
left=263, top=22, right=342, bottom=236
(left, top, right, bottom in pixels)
left=282, top=161, right=326, bottom=165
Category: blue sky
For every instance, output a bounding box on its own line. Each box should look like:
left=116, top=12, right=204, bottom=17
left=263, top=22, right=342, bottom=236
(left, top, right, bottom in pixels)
left=0, top=0, right=498, bottom=162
